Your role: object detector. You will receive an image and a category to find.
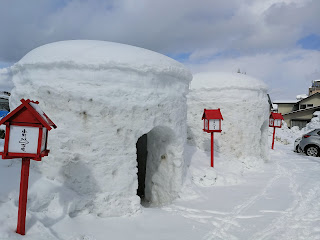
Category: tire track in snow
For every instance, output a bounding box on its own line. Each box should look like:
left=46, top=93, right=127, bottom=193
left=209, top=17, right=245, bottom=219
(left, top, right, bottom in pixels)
left=162, top=205, right=228, bottom=224
left=250, top=152, right=320, bottom=240
left=251, top=185, right=320, bottom=240
left=202, top=161, right=285, bottom=240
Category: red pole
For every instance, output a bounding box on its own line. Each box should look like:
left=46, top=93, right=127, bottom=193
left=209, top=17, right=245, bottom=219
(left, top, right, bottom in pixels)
left=211, top=132, right=214, bottom=168
left=16, top=158, right=30, bottom=235
left=271, top=127, right=276, bottom=150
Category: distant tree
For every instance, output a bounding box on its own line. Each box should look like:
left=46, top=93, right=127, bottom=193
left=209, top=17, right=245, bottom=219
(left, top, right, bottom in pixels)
left=237, top=68, right=241, bottom=73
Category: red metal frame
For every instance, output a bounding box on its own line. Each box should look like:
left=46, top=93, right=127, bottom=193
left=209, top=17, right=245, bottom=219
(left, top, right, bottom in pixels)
left=211, top=132, right=214, bottom=167
left=271, top=127, right=276, bottom=150
left=16, top=158, right=30, bottom=235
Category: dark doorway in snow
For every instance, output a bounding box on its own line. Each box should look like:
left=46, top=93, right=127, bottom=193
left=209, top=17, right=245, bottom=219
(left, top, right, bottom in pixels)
left=136, top=134, right=148, bottom=201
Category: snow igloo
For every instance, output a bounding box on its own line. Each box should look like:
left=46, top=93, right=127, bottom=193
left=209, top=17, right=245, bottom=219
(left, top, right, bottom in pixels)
left=187, top=72, right=269, bottom=167
left=9, top=40, right=192, bottom=217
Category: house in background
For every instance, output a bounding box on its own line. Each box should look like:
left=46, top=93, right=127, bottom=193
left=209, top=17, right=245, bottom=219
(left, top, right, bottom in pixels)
left=273, top=80, right=320, bottom=129
left=0, top=91, right=10, bottom=111
left=309, top=80, right=320, bottom=96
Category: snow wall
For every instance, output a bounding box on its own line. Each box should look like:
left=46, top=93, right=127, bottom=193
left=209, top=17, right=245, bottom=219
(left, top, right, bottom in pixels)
left=187, top=72, right=269, bottom=168
left=9, top=40, right=192, bottom=217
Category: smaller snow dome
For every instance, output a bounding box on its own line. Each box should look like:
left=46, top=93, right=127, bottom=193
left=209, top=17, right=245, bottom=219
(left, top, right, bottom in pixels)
left=187, top=72, right=269, bottom=168
left=9, top=40, right=192, bottom=218
left=190, top=72, right=267, bottom=91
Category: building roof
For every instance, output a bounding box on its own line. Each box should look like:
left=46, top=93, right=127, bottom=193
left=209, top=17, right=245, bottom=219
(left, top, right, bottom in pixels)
left=273, top=100, right=297, bottom=104
left=296, top=92, right=320, bottom=104
left=283, top=105, right=320, bottom=116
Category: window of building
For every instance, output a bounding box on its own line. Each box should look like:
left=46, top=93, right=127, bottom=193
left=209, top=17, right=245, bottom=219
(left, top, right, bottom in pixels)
left=307, top=104, right=313, bottom=108
left=300, top=104, right=306, bottom=109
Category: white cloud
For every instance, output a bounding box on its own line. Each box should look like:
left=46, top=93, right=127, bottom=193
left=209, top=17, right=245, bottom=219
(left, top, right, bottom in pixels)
left=0, top=0, right=318, bottom=61
left=186, top=49, right=320, bottom=100
left=0, top=0, right=319, bottom=97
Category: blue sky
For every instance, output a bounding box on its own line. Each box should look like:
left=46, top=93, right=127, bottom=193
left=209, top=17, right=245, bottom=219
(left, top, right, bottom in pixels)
left=298, top=34, right=320, bottom=50
left=0, top=0, right=319, bottom=99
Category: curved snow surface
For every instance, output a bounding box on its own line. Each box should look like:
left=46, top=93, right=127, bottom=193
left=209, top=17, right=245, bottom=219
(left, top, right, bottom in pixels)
left=9, top=40, right=192, bottom=217
left=16, top=40, right=191, bottom=81
left=187, top=72, right=269, bottom=168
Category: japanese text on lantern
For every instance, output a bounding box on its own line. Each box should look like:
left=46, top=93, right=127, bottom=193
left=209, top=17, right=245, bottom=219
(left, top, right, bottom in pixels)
left=19, top=129, right=29, bottom=152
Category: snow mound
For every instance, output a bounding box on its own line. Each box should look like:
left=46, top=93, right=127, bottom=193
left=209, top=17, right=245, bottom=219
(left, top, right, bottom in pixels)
left=190, top=72, right=267, bottom=91
left=187, top=72, right=269, bottom=168
left=9, top=40, right=192, bottom=217
left=16, top=40, right=191, bottom=80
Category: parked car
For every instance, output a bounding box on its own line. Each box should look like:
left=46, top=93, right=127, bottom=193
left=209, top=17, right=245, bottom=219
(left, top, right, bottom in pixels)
left=299, top=129, right=320, bottom=157
left=294, top=137, right=302, bottom=153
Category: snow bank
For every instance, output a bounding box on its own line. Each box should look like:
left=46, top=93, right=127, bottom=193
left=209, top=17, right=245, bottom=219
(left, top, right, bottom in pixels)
left=9, top=40, right=192, bottom=217
left=187, top=72, right=269, bottom=168
left=272, top=114, right=320, bottom=146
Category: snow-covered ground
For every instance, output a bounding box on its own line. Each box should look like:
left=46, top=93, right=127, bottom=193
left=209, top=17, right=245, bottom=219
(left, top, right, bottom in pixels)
left=1, top=130, right=320, bottom=240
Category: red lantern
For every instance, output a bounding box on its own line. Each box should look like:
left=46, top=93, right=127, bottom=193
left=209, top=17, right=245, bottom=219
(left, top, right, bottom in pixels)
left=269, top=112, right=284, bottom=150
left=0, top=99, right=56, bottom=235
left=202, top=108, right=223, bottom=133
left=0, top=99, right=57, bottom=161
left=202, top=109, right=223, bottom=167
left=269, top=112, right=283, bottom=128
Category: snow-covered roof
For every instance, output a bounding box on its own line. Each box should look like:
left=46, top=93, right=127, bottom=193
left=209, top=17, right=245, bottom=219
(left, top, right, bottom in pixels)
left=16, top=40, right=192, bottom=81
left=296, top=94, right=308, bottom=100
left=190, top=72, right=267, bottom=91
left=272, top=103, right=278, bottom=110
left=273, top=100, right=297, bottom=104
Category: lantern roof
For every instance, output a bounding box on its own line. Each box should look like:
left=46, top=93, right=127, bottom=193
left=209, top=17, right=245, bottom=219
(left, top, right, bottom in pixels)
left=202, top=109, right=223, bottom=120
left=270, top=112, right=284, bottom=120
left=0, top=99, right=57, bottom=130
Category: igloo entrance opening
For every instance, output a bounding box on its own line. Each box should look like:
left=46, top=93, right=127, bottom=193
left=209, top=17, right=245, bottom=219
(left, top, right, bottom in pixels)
left=136, top=126, right=178, bottom=207
left=136, top=134, right=148, bottom=201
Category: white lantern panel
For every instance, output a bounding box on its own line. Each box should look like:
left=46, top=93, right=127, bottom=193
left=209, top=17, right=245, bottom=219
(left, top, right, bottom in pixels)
left=41, top=128, right=47, bottom=152
left=269, top=119, right=274, bottom=126
left=205, top=119, right=208, bottom=130
left=209, top=119, right=220, bottom=130
left=8, top=126, right=39, bottom=154
left=274, top=119, right=282, bottom=127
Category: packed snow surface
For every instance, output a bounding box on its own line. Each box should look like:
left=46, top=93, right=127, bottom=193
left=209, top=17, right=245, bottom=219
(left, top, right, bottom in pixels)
left=187, top=72, right=269, bottom=168
left=8, top=40, right=192, bottom=217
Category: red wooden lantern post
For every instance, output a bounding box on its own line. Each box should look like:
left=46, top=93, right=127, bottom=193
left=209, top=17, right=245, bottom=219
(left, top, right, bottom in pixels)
left=269, top=112, right=284, bottom=150
left=202, top=109, right=223, bottom=167
left=0, top=99, right=56, bottom=235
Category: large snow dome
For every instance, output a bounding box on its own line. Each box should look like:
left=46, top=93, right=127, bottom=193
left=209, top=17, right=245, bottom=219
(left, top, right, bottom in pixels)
left=9, top=40, right=192, bottom=217
left=187, top=72, right=269, bottom=167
